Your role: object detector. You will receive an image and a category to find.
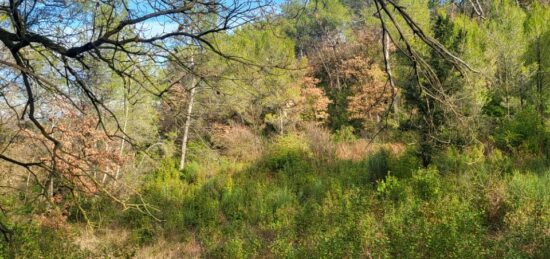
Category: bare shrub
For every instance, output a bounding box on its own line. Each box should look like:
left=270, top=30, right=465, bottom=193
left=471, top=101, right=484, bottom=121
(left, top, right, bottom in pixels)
left=303, top=123, right=335, bottom=164
left=211, top=123, right=263, bottom=162
left=336, top=139, right=406, bottom=161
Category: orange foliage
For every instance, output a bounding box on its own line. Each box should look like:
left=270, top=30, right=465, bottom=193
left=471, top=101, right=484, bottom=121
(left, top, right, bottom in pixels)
left=306, top=27, right=397, bottom=126
left=299, top=76, right=331, bottom=123
left=23, top=105, right=128, bottom=196
left=343, top=57, right=394, bottom=123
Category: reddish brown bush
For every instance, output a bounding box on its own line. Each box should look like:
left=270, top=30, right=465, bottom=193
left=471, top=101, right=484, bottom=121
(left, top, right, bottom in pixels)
left=211, top=123, right=263, bottom=162
left=22, top=105, right=128, bottom=197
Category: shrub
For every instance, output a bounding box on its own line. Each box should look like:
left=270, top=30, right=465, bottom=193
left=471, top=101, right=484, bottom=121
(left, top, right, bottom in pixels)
left=433, top=147, right=470, bottom=174
left=301, top=188, right=381, bottom=258
left=412, top=167, right=441, bottom=200
left=388, top=147, right=421, bottom=178
left=497, top=171, right=550, bottom=258
left=303, top=123, right=335, bottom=165
left=211, top=124, right=263, bottom=162
left=482, top=180, right=508, bottom=231
left=332, top=125, right=357, bottom=143
left=263, top=134, right=312, bottom=172
left=335, top=139, right=370, bottom=161
left=486, top=148, right=513, bottom=173
left=187, top=140, right=220, bottom=174
left=145, top=159, right=187, bottom=200
left=139, top=159, right=189, bottom=234
left=494, top=108, right=549, bottom=155
left=367, top=149, right=390, bottom=183
left=221, top=186, right=246, bottom=221
left=377, top=175, right=407, bottom=202
left=0, top=222, right=89, bottom=258
left=383, top=195, right=486, bottom=258
left=181, top=161, right=200, bottom=183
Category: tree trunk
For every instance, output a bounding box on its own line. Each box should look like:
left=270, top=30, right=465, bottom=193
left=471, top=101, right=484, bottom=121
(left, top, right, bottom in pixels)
left=536, top=39, right=544, bottom=123
left=179, top=67, right=197, bottom=171
left=114, top=89, right=129, bottom=180
left=383, top=31, right=399, bottom=116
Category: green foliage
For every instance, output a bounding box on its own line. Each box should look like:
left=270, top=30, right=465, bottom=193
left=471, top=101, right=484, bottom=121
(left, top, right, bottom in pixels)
left=433, top=144, right=485, bottom=174
left=0, top=223, right=89, bottom=258
left=282, top=0, right=351, bottom=50
left=493, top=172, right=550, bottom=258
left=367, top=149, right=390, bottom=183
left=482, top=95, right=507, bottom=117
left=388, top=147, right=421, bottom=178
left=383, top=195, right=486, bottom=258
left=181, top=161, right=201, bottom=183
left=4, top=1, right=550, bottom=258
left=187, top=140, right=220, bottom=168
left=263, top=134, right=312, bottom=172
left=412, top=167, right=441, bottom=200
left=332, top=125, right=357, bottom=142
left=205, top=24, right=306, bottom=133
left=9, top=147, right=550, bottom=258
left=377, top=174, right=407, bottom=202
left=494, top=108, right=549, bottom=154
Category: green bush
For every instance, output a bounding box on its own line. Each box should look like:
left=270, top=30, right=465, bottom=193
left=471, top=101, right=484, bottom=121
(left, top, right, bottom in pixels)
left=383, top=195, right=486, bottom=258
left=367, top=149, right=390, bottom=183
left=496, top=171, right=550, bottom=258
left=388, top=147, right=421, bottom=178
left=181, top=160, right=201, bottom=183
left=433, top=147, right=470, bottom=174
left=140, top=159, right=187, bottom=233
left=0, top=223, right=89, bottom=258
left=12, top=135, right=549, bottom=258
left=222, top=237, right=247, bottom=258
left=377, top=174, right=407, bottom=202
left=412, top=167, right=441, bottom=200
left=221, top=186, right=247, bottom=221
left=494, top=108, right=549, bottom=155
left=263, top=134, right=312, bottom=173
left=332, top=125, right=357, bottom=143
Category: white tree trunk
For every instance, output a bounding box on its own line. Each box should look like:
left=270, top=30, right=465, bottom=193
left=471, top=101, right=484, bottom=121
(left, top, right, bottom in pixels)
left=114, top=90, right=129, bottom=181
left=179, top=68, right=197, bottom=171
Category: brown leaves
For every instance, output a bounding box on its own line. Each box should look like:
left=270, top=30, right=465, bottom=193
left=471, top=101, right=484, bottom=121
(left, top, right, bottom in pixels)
left=23, top=104, right=128, bottom=196
left=299, top=76, right=331, bottom=123
left=344, top=57, right=394, bottom=124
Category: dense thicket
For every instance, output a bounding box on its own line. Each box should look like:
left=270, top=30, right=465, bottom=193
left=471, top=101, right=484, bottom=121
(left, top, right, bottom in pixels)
left=0, top=0, right=549, bottom=257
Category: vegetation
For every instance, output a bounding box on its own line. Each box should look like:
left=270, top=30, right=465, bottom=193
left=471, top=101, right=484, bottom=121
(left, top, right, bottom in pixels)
left=0, top=0, right=549, bottom=258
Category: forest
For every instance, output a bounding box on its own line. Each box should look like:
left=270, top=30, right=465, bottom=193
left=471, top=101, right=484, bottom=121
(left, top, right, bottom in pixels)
left=0, top=0, right=549, bottom=258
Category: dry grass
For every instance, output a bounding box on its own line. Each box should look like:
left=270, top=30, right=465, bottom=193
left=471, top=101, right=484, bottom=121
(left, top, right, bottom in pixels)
left=134, top=234, right=202, bottom=259
left=74, top=227, right=202, bottom=258
left=335, top=139, right=405, bottom=161
left=74, top=227, right=131, bottom=255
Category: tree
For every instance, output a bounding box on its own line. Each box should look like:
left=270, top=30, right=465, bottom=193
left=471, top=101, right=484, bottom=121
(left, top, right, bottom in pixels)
left=345, top=54, right=394, bottom=128
left=524, top=2, right=550, bottom=120
left=199, top=24, right=309, bottom=134
left=0, top=0, right=271, bottom=212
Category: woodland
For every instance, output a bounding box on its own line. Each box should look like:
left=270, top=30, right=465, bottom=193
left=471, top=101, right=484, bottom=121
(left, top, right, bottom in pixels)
left=0, top=0, right=549, bottom=258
